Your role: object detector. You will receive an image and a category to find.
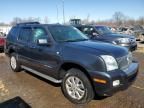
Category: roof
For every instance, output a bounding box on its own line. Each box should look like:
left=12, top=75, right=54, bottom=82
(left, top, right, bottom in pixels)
left=74, top=24, right=107, bottom=28
left=15, top=22, right=72, bottom=28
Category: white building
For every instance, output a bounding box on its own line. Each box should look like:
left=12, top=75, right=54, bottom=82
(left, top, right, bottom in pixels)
left=0, top=25, right=12, bottom=35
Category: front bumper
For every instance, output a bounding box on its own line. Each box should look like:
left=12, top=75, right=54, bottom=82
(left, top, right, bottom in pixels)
left=89, top=61, right=139, bottom=96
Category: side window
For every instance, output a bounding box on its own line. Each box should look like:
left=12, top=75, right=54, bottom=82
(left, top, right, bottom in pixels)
left=82, top=27, right=89, bottom=35
left=19, top=27, right=32, bottom=42
left=31, top=27, right=48, bottom=43
left=89, top=27, right=95, bottom=34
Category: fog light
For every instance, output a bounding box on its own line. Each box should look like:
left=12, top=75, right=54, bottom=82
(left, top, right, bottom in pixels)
left=113, top=80, right=120, bottom=87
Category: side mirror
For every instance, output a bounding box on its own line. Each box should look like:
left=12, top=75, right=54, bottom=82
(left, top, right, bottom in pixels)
left=37, top=39, right=51, bottom=46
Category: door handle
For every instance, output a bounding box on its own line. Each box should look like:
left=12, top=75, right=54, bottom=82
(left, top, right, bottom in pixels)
left=29, top=46, right=36, bottom=49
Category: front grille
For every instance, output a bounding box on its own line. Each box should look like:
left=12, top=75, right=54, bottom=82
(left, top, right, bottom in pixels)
left=117, top=53, right=132, bottom=70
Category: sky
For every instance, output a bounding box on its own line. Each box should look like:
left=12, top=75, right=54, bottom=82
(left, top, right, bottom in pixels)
left=0, top=0, right=144, bottom=24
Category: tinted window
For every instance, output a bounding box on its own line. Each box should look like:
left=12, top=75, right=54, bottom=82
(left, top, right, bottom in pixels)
left=31, top=27, right=47, bottom=43
left=82, top=27, right=93, bottom=34
left=7, top=27, right=19, bottom=39
left=95, top=26, right=112, bottom=35
left=82, top=27, right=89, bottom=34
left=80, top=27, right=96, bottom=37
left=19, top=27, right=32, bottom=42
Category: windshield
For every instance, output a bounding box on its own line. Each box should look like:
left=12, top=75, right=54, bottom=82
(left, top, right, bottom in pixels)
left=48, top=26, right=88, bottom=42
left=95, top=26, right=112, bottom=35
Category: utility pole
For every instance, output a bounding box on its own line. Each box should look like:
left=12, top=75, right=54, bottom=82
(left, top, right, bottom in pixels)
left=56, top=5, right=59, bottom=23
left=87, top=14, right=90, bottom=24
left=62, top=0, right=65, bottom=24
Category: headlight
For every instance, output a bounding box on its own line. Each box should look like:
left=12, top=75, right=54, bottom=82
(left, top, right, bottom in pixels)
left=101, top=55, right=118, bottom=71
left=112, top=41, right=117, bottom=44
left=128, top=52, right=133, bottom=64
left=118, top=38, right=130, bottom=43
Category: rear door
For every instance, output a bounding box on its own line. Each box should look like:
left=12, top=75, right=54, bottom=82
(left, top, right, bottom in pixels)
left=17, top=27, right=32, bottom=67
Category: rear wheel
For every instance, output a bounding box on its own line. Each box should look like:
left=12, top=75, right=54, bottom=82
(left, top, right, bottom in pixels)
left=10, top=53, right=21, bottom=72
left=61, top=68, right=94, bottom=104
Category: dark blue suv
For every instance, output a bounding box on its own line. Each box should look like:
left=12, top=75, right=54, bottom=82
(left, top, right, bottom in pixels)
left=5, top=22, right=138, bottom=104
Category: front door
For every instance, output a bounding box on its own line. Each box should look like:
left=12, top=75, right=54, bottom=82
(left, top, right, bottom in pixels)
left=27, top=26, right=61, bottom=78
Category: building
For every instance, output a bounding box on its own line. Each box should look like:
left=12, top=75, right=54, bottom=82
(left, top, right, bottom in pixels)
left=70, top=19, right=81, bottom=25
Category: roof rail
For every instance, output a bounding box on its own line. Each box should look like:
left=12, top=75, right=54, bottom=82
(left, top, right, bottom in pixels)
left=16, top=22, right=40, bottom=26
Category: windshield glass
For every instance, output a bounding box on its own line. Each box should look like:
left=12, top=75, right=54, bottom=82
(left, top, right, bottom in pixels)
left=95, top=26, right=112, bottom=35
left=48, top=26, right=88, bottom=42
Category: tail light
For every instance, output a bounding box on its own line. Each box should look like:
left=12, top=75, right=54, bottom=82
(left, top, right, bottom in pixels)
left=0, top=38, right=5, bottom=45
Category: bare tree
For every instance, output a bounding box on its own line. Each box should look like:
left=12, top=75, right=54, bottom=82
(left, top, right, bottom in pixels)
left=126, top=19, right=135, bottom=26
left=81, top=19, right=89, bottom=24
left=11, top=17, right=22, bottom=25
left=137, top=17, right=144, bottom=26
left=10, top=17, right=42, bottom=25
left=35, top=17, right=41, bottom=22
left=113, top=12, right=126, bottom=26
left=44, top=16, right=49, bottom=24
left=0, top=22, right=7, bottom=26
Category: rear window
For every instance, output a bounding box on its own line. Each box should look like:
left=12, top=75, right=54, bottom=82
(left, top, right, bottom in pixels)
left=18, top=27, right=32, bottom=42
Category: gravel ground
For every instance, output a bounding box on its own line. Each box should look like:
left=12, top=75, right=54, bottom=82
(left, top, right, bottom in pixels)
left=0, top=50, right=144, bottom=108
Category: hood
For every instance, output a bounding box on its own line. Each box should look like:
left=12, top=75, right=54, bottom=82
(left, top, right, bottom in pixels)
left=101, top=33, right=135, bottom=39
left=64, top=40, right=128, bottom=58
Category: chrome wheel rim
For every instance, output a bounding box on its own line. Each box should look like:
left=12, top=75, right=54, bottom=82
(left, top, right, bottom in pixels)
left=65, top=76, right=85, bottom=100
left=10, top=56, right=17, bottom=69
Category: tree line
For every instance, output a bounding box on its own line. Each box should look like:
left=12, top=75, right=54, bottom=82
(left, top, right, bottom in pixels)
left=0, top=12, right=144, bottom=27
left=0, top=16, right=49, bottom=26
left=81, top=12, right=144, bottom=27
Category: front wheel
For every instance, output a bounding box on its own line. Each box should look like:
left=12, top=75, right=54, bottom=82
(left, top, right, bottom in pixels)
left=61, top=68, right=94, bottom=104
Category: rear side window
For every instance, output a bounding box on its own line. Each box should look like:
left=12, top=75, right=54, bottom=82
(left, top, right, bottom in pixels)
left=18, top=27, right=32, bottom=42
left=7, top=27, right=19, bottom=40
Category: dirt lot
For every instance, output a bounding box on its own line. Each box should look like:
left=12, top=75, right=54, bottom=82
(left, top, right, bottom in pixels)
left=0, top=47, right=144, bottom=108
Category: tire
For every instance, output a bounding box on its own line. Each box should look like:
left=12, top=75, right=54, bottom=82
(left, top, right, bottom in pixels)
left=61, top=68, right=94, bottom=104
left=10, top=53, right=21, bottom=72
left=0, top=48, right=4, bottom=53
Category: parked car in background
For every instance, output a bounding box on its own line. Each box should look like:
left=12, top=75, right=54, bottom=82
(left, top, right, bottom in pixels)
left=0, top=32, right=6, bottom=52
left=117, top=27, right=132, bottom=35
left=75, top=25, right=137, bottom=52
left=130, top=25, right=144, bottom=41
left=5, top=22, right=138, bottom=104
left=117, top=26, right=144, bottom=41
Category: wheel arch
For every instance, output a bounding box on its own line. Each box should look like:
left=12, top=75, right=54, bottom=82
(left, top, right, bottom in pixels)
left=7, top=46, right=16, bottom=56
left=59, top=62, right=95, bottom=93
